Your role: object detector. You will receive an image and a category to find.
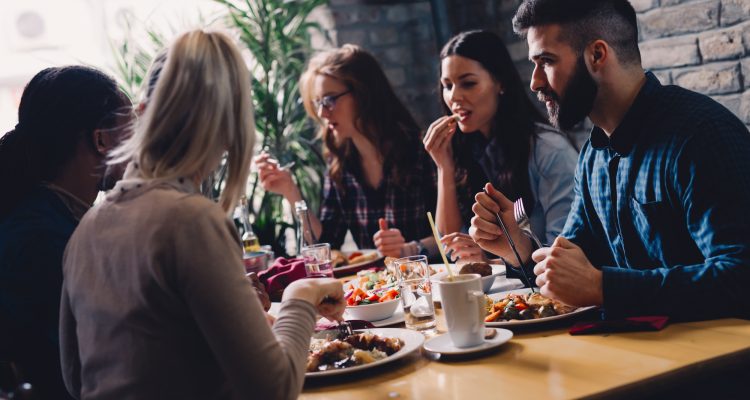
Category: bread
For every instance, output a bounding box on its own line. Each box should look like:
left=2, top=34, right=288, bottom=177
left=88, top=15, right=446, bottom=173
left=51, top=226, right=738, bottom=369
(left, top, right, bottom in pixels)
left=459, top=262, right=492, bottom=277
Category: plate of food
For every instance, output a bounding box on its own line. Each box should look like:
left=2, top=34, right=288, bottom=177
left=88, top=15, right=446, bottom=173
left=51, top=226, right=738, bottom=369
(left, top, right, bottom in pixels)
left=331, top=249, right=384, bottom=276
left=306, top=328, right=424, bottom=377
left=343, top=268, right=401, bottom=322
left=484, top=288, right=597, bottom=327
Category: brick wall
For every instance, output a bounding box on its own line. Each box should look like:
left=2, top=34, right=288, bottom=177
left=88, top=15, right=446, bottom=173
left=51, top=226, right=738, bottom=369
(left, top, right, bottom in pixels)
left=313, top=0, right=750, bottom=131
left=311, top=0, right=441, bottom=126
left=636, top=0, right=750, bottom=129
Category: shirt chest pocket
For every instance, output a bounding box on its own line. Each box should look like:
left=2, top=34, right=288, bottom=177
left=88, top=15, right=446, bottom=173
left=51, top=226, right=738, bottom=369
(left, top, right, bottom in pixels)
left=628, top=197, right=677, bottom=262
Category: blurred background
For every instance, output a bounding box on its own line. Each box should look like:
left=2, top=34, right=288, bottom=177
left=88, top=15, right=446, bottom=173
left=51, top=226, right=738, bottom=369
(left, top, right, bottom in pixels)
left=2, top=0, right=748, bottom=136
left=1, top=0, right=748, bottom=256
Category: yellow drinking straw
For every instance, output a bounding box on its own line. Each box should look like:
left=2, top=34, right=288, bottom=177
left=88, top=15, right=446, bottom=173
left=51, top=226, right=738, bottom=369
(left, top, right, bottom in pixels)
left=426, top=212, right=454, bottom=279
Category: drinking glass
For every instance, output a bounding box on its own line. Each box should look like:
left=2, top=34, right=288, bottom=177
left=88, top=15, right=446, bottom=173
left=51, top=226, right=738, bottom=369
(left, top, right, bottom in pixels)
left=394, top=255, right=436, bottom=334
left=301, top=243, right=333, bottom=278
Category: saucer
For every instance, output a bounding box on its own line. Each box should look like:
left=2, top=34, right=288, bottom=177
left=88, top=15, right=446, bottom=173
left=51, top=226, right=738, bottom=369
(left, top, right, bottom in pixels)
left=422, top=328, right=513, bottom=354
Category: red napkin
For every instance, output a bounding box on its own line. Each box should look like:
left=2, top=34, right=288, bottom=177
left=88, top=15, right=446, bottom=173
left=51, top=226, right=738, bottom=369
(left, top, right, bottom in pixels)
left=569, top=316, right=669, bottom=335
left=258, top=257, right=308, bottom=302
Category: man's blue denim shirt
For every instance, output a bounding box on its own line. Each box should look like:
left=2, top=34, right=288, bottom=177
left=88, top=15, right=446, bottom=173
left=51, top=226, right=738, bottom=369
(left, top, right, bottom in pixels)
left=562, top=72, right=750, bottom=320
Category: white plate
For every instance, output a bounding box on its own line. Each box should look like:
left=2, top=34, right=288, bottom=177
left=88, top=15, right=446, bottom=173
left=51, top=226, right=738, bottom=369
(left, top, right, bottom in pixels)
left=485, top=288, right=598, bottom=327
left=333, top=250, right=384, bottom=274
left=272, top=302, right=405, bottom=328
left=422, top=328, right=513, bottom=355
left=343, top=303, right=405, bottom=327
left=306, top=328, right=425, bottom=378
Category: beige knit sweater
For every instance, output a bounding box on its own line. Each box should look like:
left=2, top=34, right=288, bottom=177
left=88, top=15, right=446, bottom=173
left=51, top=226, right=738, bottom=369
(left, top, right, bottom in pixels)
left=60, top=172, right=315, bottom=399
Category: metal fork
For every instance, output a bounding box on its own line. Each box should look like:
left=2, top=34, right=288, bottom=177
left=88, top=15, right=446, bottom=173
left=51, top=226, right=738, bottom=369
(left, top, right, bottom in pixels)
left=513, top=198, right=543, bottom=249
left=337, top=320, right=353, bottom=339
left=484, top=189, right=536, bottom=292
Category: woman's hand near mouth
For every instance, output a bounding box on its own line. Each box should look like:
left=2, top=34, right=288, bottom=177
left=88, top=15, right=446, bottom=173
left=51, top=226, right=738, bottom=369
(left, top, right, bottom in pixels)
left=423, top=115, right=457, bottom=172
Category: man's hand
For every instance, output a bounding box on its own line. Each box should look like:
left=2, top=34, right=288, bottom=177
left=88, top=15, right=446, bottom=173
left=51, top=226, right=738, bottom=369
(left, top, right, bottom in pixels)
left=469, top=183, right=532, bottom=262
left=532, top=236, right=603, bottom=307
left=373, top=218, right=406, bottom=257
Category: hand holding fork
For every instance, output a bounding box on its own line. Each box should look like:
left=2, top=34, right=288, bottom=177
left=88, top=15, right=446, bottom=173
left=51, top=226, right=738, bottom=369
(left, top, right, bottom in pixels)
left=469, top=183, right=535, bottom=276
left=253, top=152, right=300, bottom=200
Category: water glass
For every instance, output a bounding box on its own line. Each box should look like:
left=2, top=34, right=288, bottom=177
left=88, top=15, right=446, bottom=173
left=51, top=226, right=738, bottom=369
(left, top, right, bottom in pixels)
left=301, top=243, right=333, bottom=278
left=394, top=255, right=436, bottom=334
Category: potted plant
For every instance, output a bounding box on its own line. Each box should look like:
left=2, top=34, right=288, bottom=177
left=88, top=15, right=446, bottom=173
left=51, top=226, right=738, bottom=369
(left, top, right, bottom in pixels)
left=110, top=0, right=329, bottom=257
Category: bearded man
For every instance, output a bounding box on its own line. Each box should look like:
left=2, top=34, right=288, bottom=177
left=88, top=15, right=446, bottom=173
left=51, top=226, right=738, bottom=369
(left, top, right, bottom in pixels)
left=470, top=0, right=750, bottom=320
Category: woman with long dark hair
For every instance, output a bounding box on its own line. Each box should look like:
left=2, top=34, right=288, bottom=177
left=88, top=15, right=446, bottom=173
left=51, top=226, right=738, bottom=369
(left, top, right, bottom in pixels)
left=256, top=44, right=437, bottom=257
left=423, top=30, right=578, bottom=262
left=0, top=66, right=131, bottom=399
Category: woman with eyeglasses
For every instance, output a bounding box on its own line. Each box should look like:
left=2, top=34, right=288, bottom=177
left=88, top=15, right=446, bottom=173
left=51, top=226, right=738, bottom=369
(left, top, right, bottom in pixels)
left=423, top=30, right=578, bottom=264
left=255, top=44, right=437, bottom=258
left=59, top=30, right=345, bottom=399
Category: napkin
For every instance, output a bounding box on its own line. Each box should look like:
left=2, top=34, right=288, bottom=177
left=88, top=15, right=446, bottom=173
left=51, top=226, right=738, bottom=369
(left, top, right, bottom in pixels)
left=257, top=257, right=308, bottom=302
left=569, top=316, right=669, bottom=335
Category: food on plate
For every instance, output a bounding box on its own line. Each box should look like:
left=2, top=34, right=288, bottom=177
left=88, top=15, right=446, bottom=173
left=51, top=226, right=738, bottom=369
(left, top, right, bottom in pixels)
left=346, top=287, right=399, bottom=306
left=345, top=269, right=399, bottom=306
left=485, top=292, right=577, bottom=322
left=331, top=250, right=379, bottom=268
left=307, top=332, right=403, bottom=372
left=331, top=250, right=347, bottom=268
left=348, top=251, right=379, bottom=265
left=459, top=262, right=493, bottom=277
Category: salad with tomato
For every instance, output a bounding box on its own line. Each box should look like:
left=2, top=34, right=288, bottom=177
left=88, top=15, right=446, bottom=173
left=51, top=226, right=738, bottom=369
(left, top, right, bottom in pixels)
left=345, top=269, right=400, bottom=306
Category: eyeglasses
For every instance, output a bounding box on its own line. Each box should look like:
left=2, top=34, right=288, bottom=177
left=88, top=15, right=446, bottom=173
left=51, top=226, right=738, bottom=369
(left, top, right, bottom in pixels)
left=313, top=90, right=351, bottom=112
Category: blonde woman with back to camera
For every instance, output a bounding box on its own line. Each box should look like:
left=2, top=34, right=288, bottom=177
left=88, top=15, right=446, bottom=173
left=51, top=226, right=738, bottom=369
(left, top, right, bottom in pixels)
left=60, top=29, right=345, bottom=399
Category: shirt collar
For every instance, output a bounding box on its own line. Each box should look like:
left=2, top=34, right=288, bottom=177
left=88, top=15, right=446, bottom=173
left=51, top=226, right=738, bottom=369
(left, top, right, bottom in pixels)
left=106, top=162, right=199, bottom=202
left=590, top=71, right=661, bottom=156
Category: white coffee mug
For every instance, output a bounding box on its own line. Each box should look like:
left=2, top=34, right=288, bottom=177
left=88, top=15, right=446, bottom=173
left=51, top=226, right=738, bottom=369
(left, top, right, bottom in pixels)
left=439, top=274, right=485, bottom=348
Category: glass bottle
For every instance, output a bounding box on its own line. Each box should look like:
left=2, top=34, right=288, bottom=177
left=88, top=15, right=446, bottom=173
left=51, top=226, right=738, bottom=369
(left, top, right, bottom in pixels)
left=294, top=200, right=316, bottom=255
left=239, top=196, right=261, bottom=253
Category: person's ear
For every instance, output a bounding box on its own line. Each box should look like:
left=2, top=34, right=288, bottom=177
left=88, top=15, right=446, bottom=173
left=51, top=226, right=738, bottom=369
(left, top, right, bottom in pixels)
left=92, top=129, right=110, bottom=156
left=586, top=40, right=609, bottom=73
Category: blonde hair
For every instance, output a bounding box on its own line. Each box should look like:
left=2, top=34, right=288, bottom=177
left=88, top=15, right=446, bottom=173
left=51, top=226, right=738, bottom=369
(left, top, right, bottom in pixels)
left=111, top=29, right=254, bottom=213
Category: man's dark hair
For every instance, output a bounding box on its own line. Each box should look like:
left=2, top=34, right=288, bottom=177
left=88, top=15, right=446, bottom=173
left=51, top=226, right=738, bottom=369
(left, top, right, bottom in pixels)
left=513, top=0, right=641, bottom=65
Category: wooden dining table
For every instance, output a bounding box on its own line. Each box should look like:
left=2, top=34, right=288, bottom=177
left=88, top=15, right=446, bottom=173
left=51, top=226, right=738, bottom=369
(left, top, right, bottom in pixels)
left=300, top=305, right=750, bottom=399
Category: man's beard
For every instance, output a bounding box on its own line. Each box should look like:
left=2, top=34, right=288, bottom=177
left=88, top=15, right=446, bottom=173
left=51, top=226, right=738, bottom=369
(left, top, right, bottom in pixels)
left=538, top=56, right=597, bottom=130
